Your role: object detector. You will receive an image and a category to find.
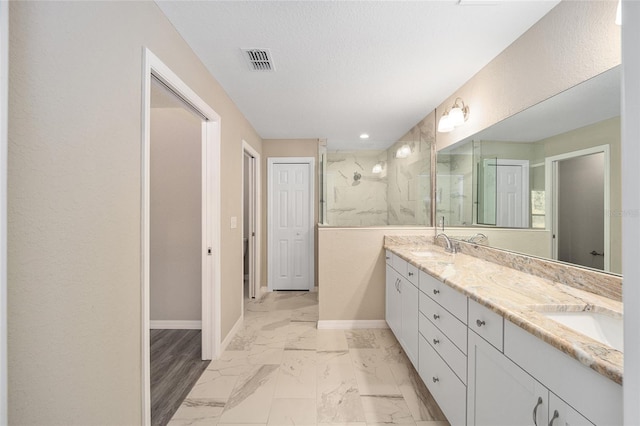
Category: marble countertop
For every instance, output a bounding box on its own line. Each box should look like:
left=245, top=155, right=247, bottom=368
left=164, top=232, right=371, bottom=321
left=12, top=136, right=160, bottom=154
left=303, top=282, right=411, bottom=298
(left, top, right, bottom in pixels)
left=384, top=240, right=623, bottom=385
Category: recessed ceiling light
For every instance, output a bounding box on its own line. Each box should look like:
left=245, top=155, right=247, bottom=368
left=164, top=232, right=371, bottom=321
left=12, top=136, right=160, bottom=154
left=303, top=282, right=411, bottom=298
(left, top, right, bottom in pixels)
left=360, top=133, right=369, bottom=140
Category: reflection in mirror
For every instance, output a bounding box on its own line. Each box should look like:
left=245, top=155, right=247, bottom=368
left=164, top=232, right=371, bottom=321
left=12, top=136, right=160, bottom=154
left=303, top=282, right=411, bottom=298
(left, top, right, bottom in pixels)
left=436, top=66, right=621, bottom=274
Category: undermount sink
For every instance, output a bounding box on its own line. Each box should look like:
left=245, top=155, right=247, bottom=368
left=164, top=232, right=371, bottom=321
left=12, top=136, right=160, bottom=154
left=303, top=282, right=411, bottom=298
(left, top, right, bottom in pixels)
left=542, top=311, right=623, bottom=352
left=410, top=251, right=436, bottom=258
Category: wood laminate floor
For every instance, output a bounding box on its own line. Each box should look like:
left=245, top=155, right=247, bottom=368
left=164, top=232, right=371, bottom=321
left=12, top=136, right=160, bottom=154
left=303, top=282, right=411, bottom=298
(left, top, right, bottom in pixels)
left=151, top=329, right=211, bottom=426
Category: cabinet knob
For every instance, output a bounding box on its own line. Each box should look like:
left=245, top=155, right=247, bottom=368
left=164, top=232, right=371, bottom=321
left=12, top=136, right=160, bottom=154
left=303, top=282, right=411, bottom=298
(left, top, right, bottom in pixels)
left=433, top=289, right=440, bottom=295
left=476, top=319, right=486, bottom=327
left=433, top=338, right=440, bottom=345
left=386, top=256, right=390, bottom=260
left=532, top=397, right=543, bottom=426
left=549, top=410, right=559, bottom=426
left=432, top=377, right=439, bottom=383
left=408, top=272, right=414, bottom=276
left=433, top=314, right=440, bottom=320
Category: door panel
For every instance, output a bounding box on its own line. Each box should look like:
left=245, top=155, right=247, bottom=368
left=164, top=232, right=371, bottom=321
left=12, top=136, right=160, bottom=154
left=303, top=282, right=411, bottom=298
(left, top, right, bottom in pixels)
left=496, top=165, right=525, bottom=227
left=271, top=162, right=311, bottom=290
left=557, top=153, right=605, bottom=270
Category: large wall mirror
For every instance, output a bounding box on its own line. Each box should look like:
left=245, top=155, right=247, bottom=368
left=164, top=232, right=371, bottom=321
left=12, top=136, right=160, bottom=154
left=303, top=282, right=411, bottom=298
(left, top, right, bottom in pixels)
left=436, top=65, right=621, bottom=274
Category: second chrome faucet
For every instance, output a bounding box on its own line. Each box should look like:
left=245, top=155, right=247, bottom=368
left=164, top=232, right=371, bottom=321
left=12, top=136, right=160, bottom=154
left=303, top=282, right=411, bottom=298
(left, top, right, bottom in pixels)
left=435, top=233, right=459, bottom=254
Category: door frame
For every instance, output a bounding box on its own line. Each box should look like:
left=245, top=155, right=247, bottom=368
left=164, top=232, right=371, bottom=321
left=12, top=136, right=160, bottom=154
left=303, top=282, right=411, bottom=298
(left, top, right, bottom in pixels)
left=242, top=141, right=261, bottom=303
left=267, top=157, right=315, bottom=291
left=545, top=145, right=610, bottom=270
left=0, top=0, right=8, bottom=422
left=141, top=48, right=221, bottom=425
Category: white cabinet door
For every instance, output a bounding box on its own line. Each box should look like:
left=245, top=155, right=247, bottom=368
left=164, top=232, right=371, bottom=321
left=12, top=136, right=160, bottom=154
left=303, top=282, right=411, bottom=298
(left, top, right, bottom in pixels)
left=400, top=280, right=419, bottom=367
left=468, top=330, right=549, bottom=426
left=548, top=392, right=594, bottom=426
left=385, top=265, right=401, bottom=336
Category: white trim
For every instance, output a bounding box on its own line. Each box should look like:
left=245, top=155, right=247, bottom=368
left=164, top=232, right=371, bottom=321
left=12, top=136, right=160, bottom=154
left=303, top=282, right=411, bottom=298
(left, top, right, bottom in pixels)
left=0, top=0, right=8, bottom=423
left=267, top=157, right=315, bottom=291
left=150, top=320, right=202, bottom=330
left=141, top=48, right=221, bottom=426
left=622, top=3, right=640, bottom=423
left=220, top=315, right=244, bottom=353
left=545, top=145, right=610, bottom=270
left=242, top=141, right=261, bottom=304
left=317, top=320, right=389, bottom=330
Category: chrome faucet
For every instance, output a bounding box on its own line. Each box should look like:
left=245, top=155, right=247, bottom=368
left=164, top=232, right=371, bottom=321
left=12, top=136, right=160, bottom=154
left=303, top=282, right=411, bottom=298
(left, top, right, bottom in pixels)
left=435, top=233, right=458, bottom=254
left=468, top=233, right=488, bottom=244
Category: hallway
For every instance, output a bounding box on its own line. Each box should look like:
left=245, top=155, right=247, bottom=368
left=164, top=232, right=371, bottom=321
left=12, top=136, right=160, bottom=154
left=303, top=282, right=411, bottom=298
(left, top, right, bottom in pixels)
left=168, top=291, right=449, bottom=426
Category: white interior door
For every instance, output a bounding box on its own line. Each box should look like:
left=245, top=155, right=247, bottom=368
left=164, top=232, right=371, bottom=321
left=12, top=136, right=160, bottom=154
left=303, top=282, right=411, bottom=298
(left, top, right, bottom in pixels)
left=269, top=159, right=313, bottom=291
left=495, top=160, right=529, bottom=228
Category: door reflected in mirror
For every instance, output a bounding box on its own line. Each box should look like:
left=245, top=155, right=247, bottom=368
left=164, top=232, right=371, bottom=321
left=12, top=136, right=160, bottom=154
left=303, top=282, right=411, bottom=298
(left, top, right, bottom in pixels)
left=436, top=66, right=621, bottom=274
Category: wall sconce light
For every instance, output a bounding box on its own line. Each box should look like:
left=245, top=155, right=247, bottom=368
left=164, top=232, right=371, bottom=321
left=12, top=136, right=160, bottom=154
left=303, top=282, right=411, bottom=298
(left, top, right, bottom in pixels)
left=437, top=97, right=470, bottom=133
left=395, top=144, right=412, bottom=159
left=372, top=162, right=384, bottom=174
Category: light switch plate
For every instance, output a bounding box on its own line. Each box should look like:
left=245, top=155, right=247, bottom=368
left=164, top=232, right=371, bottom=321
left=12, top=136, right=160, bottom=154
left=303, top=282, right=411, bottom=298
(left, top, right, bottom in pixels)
left=230, top=216, right=238, bottom=229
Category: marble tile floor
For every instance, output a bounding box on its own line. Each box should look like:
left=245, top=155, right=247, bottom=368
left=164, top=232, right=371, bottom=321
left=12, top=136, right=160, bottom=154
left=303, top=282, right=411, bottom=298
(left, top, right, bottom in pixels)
left=169, top=291, right=450, bottom=426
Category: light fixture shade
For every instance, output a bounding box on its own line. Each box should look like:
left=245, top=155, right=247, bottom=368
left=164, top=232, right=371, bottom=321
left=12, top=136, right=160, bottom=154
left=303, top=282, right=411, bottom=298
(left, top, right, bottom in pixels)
left=396, top=145, right=411, bottom=159
left=449, top=107, right=465, bottom=127
left=372, top=163, right=383, bottom=174
left=437, top=114, right=454, bottom=133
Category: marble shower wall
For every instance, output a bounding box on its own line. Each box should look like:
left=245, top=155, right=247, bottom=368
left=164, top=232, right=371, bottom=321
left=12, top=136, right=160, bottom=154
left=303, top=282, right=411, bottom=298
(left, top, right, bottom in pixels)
left=386, top=116, right=434, bottom=226
left=323, top=114, right=435, bottom=227
left=325, top=150, right=389, bottom=226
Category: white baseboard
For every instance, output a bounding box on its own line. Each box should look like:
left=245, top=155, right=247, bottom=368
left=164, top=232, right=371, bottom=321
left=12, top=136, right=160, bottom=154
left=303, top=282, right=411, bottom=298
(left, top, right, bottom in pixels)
left=150, top=320, right=201, bottom=330
left=316, top=320, right=389, bottom=330
left=220, top=314, right=244, bottom=353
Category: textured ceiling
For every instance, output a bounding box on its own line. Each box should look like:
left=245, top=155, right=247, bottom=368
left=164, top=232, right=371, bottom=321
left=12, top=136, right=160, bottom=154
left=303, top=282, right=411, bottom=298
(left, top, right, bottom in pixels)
left=156, top=1, right=560, bottom=150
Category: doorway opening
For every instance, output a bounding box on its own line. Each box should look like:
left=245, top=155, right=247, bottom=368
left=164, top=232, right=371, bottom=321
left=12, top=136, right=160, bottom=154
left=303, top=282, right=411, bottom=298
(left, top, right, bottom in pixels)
left=242, top=141, right=261, bottom=303
left=267, top=157, right=315, bottom=291
left=546, top=145, right=610, bottom=271
left=142, top=49, right=221, bottom=426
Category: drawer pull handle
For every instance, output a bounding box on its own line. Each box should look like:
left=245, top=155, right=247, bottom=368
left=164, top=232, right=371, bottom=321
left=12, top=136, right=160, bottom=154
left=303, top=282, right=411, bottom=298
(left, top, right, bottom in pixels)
left=432, top=377, right=439, bottom=383
left=433, top=338, right=440, bottom=345
left=549, top=410, right=559, bottom=426
left=433, top=314, right=440, bottom=320
left=532, top=397, right=543, bottom=426
left=433, top=289, right=440, bottom=295
left=476, top=319, right=486, bottom=327
left=408, top=272, right=414, bottom=276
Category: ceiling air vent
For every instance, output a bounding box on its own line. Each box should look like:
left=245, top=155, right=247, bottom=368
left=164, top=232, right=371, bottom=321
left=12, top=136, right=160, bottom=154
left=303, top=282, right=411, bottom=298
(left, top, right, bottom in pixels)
left=242, top=48, right=274, bottom=72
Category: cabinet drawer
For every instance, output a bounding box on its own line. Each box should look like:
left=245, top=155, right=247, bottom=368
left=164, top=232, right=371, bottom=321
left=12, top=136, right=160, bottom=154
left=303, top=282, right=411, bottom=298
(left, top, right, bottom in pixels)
left=406, top=263, right=419, bottom=286
left=392, top=254, right=408, bottom=277
left=419, top=270, right=467, bottom=324
left=419, top=292, right=467, bottom=354
left=419, top=335, right=467, bottom=426
left=468, top=299, right=504, bottom=351
left=385, top=250, right=392, bottom=265
left=419, top=312, right=466, bottom=383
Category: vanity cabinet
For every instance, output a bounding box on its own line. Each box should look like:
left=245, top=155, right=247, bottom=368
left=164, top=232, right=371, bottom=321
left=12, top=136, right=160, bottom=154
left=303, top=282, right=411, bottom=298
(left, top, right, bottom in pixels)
left=385, top=249, right=621, bottom=426
left=385, top=265, right=402, bottom=337
left=468, top=328, right=549, bottom=426
left=418, top=269, right=468, bottom=426
left=468, top=328, right=595, bottom=426
left=385, top=251, right=419, bottom=366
